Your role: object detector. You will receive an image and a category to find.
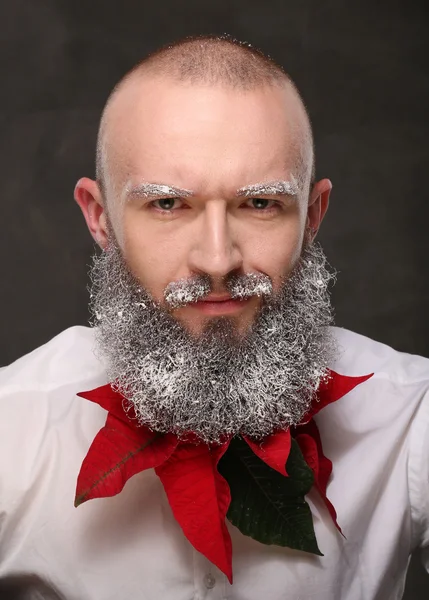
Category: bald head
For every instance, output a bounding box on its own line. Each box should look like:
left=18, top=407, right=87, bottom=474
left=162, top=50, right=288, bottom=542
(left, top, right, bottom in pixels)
left=96, top=35, right=315, bottom=200
left=75, top=35, right=332, bottom=343
left=126, top=35, right=290, bottom=86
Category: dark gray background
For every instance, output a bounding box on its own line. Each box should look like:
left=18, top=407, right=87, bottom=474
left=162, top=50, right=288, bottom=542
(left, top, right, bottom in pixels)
left=0, top=1, right=428, bottom=597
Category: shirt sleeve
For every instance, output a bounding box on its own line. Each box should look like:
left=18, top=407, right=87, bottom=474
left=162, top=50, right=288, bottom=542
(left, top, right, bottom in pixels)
left=408, top=385, right=429, bottom=572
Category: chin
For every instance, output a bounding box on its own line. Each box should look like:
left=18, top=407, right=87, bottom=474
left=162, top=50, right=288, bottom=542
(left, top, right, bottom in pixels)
left=176, top=314, right=253, bottom=344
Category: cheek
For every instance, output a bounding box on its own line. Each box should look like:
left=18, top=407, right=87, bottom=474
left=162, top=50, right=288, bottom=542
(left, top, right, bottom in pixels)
left=244, top=220, right=305, bottom=289
left=118, top=212, right=189, bottom=301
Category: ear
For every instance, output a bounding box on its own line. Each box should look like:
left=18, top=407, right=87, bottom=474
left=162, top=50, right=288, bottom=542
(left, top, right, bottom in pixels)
left=74, top=177, right=109, bottom=248
left=306, top=178, right=332, bottom=240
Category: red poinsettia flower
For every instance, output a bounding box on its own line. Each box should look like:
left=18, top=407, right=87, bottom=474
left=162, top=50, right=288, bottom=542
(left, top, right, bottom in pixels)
left=75, top=370, right=372, bottom=583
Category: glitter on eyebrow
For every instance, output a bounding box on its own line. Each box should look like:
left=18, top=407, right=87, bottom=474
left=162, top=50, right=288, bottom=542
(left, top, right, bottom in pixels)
left=237, top=176, right=299, bottom=198
left=126, top=183, right=194, bottom=199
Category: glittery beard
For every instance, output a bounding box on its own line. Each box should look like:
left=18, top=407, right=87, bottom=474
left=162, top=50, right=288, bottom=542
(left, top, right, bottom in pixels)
left=89, top=240, right=337, bottom=444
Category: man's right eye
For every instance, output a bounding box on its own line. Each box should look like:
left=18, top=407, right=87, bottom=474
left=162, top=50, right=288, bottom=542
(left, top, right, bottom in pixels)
left=152, top=198, right=183, bottom=211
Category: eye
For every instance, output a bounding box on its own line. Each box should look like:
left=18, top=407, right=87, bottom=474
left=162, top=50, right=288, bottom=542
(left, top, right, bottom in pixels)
left=152, top=198, right=183, bottom=211
left=246, top=198, right=276, bottom=210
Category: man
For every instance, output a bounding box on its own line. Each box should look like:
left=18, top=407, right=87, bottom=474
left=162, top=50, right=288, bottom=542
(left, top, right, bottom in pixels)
left=0, top=35, right=428, bottom=600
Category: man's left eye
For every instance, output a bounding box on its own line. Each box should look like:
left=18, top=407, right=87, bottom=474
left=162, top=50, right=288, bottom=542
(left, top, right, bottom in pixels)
left=246, top=198, right=275, bottom=210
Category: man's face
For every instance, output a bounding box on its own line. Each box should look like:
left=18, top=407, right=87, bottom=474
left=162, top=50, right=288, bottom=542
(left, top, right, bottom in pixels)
left=75, top=76, right=334, bottom=442
left=99, top=77, right=314, bottom=336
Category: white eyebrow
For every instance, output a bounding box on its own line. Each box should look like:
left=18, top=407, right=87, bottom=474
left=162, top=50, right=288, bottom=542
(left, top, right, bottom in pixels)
left=237, top=178, right=300, bottom=198
left=124, top=179, right=299, bottom=202
left=125, top=183, right=194, bottom=200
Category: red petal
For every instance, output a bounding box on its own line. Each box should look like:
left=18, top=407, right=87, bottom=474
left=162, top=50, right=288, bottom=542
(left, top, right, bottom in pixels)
left=77, top=384, right=135, bottom=421
left=155, top=441, right=233, bottom=583
left=75, top=413, right=178, bottom=506
left=295, top=420, right=343, bottom=535
left=305, top=370, right=374, bottom=421
left=243, top=429, right=291, bottom=476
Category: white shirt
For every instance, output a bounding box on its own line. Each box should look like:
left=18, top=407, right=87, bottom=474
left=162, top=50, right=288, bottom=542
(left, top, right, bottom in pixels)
left=0, top=325, right=428, bottom=600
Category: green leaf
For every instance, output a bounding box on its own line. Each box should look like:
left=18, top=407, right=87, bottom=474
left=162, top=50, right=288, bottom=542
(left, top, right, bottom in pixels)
left=218, top=437, right=322, bottom=555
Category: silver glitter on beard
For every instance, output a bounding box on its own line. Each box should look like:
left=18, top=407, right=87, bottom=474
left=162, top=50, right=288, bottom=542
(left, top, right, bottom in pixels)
left=89, top=240, right=338, bottom=444
left=164, top=271, right=272, bottom=308
left=164, top=275, right=210, bottom=309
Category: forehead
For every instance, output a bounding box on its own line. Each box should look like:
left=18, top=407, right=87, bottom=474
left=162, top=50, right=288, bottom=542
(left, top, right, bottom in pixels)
left=103, top=77, right=307, bottom=195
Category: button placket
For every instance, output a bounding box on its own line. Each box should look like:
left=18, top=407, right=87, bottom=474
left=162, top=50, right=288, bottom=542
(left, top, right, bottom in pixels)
left=192, top=549, right=228, bottom=599
left=203, top=573, right=216, bottom=589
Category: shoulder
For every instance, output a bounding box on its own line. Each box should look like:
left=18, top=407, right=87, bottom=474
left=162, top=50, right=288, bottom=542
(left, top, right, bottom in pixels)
left=0, top=326, right=105, bottom=394
left=0, top=326, right=107, bottom=461
left=320, top=326, right=429, bottom=445
left=330, top=326, right=429, bottom=386
left=0, top=328, right=108, bottom=530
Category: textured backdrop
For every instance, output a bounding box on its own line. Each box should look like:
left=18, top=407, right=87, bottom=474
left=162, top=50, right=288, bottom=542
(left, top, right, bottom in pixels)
left=0, top=1, right=428, bottom=597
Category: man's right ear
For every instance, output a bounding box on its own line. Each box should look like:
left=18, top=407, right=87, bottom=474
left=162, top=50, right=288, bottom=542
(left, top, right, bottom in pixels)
left=74, top=178, right=108, bottom=248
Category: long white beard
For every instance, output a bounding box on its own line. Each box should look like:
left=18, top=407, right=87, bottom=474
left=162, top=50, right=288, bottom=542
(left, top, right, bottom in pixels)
left=89, top=240, right=337, bottom=443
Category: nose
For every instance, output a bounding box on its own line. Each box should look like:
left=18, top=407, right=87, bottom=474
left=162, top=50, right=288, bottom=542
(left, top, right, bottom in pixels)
left=188, top=200, right=243, bottom=282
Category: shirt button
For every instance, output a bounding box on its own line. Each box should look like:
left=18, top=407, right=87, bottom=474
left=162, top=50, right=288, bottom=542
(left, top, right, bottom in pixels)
left=203, top=573, right=216, bottom=589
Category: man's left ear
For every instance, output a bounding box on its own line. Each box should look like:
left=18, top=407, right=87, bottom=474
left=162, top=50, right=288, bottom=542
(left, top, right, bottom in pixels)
left=306, top=178, right=332, bottom=240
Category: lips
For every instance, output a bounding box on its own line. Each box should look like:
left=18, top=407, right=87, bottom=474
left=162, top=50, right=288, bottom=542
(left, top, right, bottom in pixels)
left=190, top=296, right=251, bottom=315
left=201, top=295, right=234, bottom=302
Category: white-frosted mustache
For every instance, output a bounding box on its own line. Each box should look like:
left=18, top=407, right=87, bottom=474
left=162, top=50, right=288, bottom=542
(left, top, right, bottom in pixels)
left=164, top=272, right=273, bottom=309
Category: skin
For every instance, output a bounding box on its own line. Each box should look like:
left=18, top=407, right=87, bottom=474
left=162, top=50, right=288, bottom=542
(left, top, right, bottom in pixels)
left=75, top=75, right=332, bottom=336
